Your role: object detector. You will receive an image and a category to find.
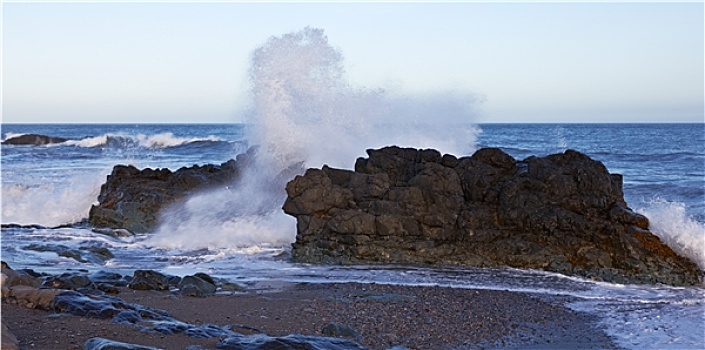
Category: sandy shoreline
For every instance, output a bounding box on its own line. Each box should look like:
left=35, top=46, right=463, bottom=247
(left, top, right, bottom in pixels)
left=1, top=281, right=620, bottom=350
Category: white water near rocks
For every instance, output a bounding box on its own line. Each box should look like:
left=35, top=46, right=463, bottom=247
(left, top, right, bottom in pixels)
left=2, top=28, right=704, bottom=349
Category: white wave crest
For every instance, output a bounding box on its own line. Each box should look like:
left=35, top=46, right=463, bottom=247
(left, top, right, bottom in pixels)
left=135, top=132, right=220, bottom=148
left=2, top=132, right=26, bottom=142
left=63, top=135, right=110, bottom=148
left=62, top=132, right=221, bottom=149
left=637, top=199, right=705, bottom=270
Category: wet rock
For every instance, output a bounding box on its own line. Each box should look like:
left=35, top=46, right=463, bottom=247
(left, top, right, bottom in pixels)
left=41, top=272, right=95, bottom=290
left=284, top=146, right=703, bottom=286
left=128, top=270, right=170, bottom=291
left=22, top=243, right=114, bottom=264
left=218, top=280, right=246, bottom=292
left=111, top=310, right=143, bottom=325
left=3, top=268, right=366, bottom=350
left=178, top=274, right=217, bottom=297
left=83, top=337, right=162, bottom=350
left=92, top=228, right=136, bottom=241
left=54, top=291, right=171, bottom=322
left=54, top=291, right=125, bottom=319
left=216, top=334, right=368, bottom=350
left=90, top=270, right=129, bottom=287
left=2, top=133, right=68, bottom=145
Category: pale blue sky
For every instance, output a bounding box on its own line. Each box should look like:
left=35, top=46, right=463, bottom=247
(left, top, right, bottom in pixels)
left=2, top=2, right=703, bottom=123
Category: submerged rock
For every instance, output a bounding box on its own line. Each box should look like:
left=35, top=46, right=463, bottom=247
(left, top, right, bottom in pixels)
left=284, top=146, right=702, bottom=286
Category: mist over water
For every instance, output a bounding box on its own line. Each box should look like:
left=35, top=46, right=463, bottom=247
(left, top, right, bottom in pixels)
left=149, top=27, right=480, bottom=249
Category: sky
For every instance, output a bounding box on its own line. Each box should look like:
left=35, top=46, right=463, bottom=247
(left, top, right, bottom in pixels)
left=2, top=1, right=703, bottom=124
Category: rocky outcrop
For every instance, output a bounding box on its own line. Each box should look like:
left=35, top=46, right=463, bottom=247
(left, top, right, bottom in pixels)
left=284, top=146, right=703, bottom=286
left=88, top=149, right=256, bottom=233
left=1, top=133, right=68, bottom=145
left=2, top=263, right=366, bottom=350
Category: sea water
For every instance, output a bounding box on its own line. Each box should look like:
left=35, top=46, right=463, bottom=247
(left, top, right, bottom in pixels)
left=2, top=27, right=704, bottom=349
left=2, top=122, right=703, bottom=349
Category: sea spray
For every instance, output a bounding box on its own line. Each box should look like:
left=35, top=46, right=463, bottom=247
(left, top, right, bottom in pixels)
left=148, top=27, right=480, bottom=250
left=1, top=173, right=103, bottom=227
left=637, top=199, right=705, bottom=271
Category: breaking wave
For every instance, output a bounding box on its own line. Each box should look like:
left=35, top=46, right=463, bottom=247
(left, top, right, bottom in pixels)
left=63, top=132, right=222, bottom=149
left=637, top=199, right=705, bottom=271
left=148, top=27, right=480, bottom=250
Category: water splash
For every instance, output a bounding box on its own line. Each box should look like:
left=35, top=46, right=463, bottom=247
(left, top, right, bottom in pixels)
left=149, top=27, right=480, bottom=250
left=1, top=174, right=103, bottom=227
left=637, top=198, right=705, bottom=270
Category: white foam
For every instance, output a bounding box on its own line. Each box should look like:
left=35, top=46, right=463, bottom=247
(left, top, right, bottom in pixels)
left=1, top=173, right=104, bottom=227
left=147, top=165, right=297, bottom=249
left=61, top=132, right=221, bottom=149
left=64, top=135, right=110, bottom=148
left=2, top=132, right=26, bottom=142
left=135, top=132, right=220, bottom=149
left=637, top=198, right=705, bottom=270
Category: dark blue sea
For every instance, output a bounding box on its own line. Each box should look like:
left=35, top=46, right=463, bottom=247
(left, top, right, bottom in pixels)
left=2, top=122, right=704, bottom=349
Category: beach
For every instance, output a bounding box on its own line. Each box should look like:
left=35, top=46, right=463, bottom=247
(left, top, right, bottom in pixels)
left=2, top=281, right=620, bottom=350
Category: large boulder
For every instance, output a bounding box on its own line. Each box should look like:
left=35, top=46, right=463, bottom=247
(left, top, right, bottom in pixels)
left=88, top=149, right=255, bottom=233
left=284, top=146, right=703, bottom=286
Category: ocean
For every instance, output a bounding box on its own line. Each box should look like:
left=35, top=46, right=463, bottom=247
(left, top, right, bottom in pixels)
left=1, top=122, right=703, bottom=349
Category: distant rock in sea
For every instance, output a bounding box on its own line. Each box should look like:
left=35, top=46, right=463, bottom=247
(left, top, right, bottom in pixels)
left=1, top=133, right=68, bottom=145
left=283, top=146, right=703, bottom=286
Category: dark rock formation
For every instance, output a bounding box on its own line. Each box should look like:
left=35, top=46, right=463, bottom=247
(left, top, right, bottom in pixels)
left=41, top=273, right=95, bottom=290
left=284, top=146, right=703, bottom=286
left=1, top=133, right=68, bottom=145
left=178, top=274, right=217, bottom=297
left=88, top=149, right=253, bottom=233
left=128, top=270, right=170, bottom=291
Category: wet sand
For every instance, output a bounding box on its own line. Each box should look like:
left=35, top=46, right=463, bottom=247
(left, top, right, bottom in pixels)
left=2, top=282, right=620, bottom=349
